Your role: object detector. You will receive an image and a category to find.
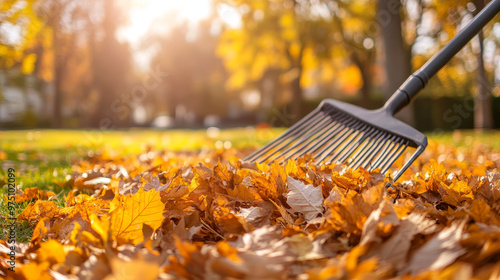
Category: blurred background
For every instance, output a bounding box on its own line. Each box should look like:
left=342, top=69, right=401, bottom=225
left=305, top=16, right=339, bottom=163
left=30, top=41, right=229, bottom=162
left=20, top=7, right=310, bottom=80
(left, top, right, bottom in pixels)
left=0, top=0, right=499, bottom=131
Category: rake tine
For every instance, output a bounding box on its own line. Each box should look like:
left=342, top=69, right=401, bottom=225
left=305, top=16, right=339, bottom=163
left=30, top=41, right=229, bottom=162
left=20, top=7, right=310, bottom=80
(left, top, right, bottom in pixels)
left=288, top=114, right=352, bottom=161
left=322, top=122, right=368, bottom=164
left=251, top=110, right=327, bottom=163
left=313, top=118, right=361, bottom=164
left=381, top=140, right=409, bottom=174
left=245, top=107, right=322, bottom=162
left=348, top=130, right=386, bottom=169
left=313, top=117, right=362, bottom=164
left=336, top=126, right=378, bottom=164
left=391, top=145, right=425, bottom=182
left=328, top=128, right=368, bottom=164
left=370, top=138, right=403, bottom=171
left=282, top=116, right=346, bottom=162
left=276, top=112, right=341, bottom=162
left=363, top=134, right=398, bottom=170
left=260, top=111, right=336, bottom=163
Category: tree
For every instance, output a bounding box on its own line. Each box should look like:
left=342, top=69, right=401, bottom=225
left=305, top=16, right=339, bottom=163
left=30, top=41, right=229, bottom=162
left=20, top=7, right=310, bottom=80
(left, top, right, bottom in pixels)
left=88, top=0, right=131, bottom=128
left=472, top=0, right=492, bottom=130
left=217, top=0, right=342, bottom=122
left=325, top=0, right=379, bottom=107
left=377, top=0, right=415, bottom=125
left=1, top=0, right=133, bottom=128
left=409, top=0, right=498, bottom=129
left=145, top=17, right=229, bottom=125
left=1, top=0, right=98, bottom=127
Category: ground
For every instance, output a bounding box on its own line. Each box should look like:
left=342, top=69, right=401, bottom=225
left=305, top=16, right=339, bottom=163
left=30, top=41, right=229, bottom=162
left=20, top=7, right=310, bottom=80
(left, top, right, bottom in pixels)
left=1, top=129, right=500, bottom=279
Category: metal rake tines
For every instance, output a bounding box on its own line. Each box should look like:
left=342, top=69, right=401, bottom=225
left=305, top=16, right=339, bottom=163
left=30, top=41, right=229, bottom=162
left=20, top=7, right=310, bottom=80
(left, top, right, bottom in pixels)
left=245, top=107, right=426, bottom=182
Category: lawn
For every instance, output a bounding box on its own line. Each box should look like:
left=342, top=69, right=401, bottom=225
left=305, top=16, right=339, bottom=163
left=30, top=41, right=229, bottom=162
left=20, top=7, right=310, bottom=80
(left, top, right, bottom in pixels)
left=0, top=128, right=283, bottom=190
left=1, top=128, right=498, bottom=242
left=0, top=128, right=500, bottom=279
left=2, top=128, right=499, bottom=195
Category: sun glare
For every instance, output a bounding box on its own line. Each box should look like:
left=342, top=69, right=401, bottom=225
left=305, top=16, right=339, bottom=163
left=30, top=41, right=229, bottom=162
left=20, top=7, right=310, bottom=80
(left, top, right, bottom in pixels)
left=119, top=0, right=213, bottom=45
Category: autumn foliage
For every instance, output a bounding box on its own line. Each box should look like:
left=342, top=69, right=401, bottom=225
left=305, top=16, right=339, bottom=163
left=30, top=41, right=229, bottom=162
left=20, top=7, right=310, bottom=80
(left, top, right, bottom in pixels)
left=2, top=141, right=500, bottom=279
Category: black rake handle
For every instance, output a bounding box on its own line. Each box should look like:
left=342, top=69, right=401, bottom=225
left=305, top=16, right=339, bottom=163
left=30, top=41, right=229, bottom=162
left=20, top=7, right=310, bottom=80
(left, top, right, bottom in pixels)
left=383, top=0, right=500, bottom=116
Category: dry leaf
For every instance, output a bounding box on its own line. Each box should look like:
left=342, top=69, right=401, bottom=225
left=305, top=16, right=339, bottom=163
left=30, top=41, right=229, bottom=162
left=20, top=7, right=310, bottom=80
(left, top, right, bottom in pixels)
left=405, top=221, right=467, bottom=275
left=110, top=188, right=165, bottom=245
left=286, top=176, right=324, bottom=220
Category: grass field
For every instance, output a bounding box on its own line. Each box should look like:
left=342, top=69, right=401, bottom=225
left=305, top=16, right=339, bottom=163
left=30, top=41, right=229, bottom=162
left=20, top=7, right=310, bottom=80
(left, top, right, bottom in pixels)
left=1, top=128, right=500, bottom=242
left=1, top=128, right=500, bottom=192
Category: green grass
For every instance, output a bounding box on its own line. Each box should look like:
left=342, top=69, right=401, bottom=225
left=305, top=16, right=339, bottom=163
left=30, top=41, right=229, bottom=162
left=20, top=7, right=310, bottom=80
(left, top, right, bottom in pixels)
left=0, top=128, right=284, bottom=190
left=0, top=128, right=498, bottom=242
left=427, top=129, right=500, bottom=151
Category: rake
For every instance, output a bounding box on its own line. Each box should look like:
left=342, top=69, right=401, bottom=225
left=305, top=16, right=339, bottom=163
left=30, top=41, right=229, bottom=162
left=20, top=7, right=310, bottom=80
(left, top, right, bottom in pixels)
left=245, top=0, right=500, bottom=182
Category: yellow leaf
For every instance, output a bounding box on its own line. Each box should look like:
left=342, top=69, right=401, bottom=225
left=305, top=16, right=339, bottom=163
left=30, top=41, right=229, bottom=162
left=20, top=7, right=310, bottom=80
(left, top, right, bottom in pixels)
left=110, top=188, right=165, bottom=245
left=37, top=239, right=66, bottom=265
left=441, top=181, right=473, bottom=206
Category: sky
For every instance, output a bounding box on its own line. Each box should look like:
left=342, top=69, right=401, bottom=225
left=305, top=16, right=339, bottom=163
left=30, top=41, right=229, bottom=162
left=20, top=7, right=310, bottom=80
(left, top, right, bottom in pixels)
left=117, top=0, right=241, bottom=70
left=118, top=0, right=212, bottom=42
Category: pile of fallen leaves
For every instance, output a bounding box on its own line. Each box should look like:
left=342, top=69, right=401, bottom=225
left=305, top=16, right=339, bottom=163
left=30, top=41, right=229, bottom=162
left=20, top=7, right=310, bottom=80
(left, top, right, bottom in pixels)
left=2, top=140, right=500, bottom=279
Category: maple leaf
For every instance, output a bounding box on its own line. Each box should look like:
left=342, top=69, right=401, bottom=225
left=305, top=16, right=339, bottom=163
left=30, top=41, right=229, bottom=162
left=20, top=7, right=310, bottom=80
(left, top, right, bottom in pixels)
left=216, top=211, right=253, bottom=234
left=286, top=176, right=324, bottom=221
left=210, top=225, right=297, bottom=278
left=17, top=200, right=59, bottom=222
left=440, top=180, right=473, bottom=206
left=236, top=206, right=269, bottom=226
left=30, top=217, right=51, bottom=245
left=110, top=188, right=165, bottom=245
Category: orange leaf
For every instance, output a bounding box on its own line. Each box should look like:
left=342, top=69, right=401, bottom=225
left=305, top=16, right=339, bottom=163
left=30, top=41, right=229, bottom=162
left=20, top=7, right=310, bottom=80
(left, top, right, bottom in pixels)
left=36, top=239, right=66, bottom=265
left=110, top=188, right=165, bottom=245
left=17, top=200, right=58, bottom=222
left=469, top=199, right=491, bottom=224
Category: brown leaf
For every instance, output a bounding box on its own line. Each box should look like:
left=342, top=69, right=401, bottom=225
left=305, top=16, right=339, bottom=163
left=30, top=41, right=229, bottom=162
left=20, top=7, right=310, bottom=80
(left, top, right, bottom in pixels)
left=373, top=213, right=437, bottom=271
left=360, top=200, right=399, bottom=246
left=286, top=176, right=324, bottom=221
left=405, top=221, right=467, bottom=275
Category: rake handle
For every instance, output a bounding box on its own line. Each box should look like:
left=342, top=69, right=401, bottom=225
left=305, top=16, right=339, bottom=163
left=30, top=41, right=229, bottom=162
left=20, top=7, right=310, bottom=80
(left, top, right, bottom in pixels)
left=384, top=0, right=500, bottom=116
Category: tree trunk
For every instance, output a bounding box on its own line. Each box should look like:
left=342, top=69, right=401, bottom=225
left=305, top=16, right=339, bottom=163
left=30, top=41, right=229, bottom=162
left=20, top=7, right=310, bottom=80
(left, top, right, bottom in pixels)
left=473, top=0, right=492, bottom=130
left=351, top=51, right=374, bottom=108
left=52, top=21, right=63, bottom=128
left=377, top=0, right=415, bottom=126
left=289, top=46, right=304, bottom=124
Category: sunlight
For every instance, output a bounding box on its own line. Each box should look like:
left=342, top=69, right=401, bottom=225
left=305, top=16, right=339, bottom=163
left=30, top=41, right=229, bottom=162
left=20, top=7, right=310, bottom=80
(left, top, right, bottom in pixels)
left=119, top=0, right=213, bottom=44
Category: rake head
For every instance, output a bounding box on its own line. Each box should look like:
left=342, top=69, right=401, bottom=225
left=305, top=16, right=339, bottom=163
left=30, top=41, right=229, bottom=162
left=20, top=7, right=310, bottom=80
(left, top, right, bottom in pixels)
left=245, top=99, right=427, bottom=182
